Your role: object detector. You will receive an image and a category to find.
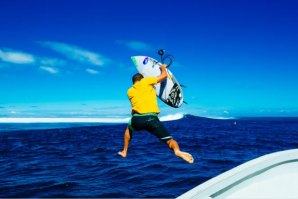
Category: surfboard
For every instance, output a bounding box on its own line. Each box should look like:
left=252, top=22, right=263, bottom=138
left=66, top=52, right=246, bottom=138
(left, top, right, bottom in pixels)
left=131, top=56, right=183, bottom=108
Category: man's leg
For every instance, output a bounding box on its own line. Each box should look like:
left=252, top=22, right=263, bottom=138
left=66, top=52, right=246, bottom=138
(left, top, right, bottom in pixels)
left=144, top=116, right=194, bottom=163
left=118, top=127, right=131, bottom=158
left=167, top=139, right=194, bottom=164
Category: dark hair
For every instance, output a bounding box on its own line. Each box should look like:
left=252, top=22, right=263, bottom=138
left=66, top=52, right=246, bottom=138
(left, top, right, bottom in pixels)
left=132, top=73, right=144, bottom=83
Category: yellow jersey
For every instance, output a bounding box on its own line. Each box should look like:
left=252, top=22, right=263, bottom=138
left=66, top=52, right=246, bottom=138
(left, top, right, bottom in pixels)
left=127, top=77, right=160, bottom=114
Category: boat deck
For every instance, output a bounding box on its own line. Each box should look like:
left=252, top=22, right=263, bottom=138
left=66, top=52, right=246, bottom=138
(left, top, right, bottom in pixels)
left=178, top=149, right=298, bottom=199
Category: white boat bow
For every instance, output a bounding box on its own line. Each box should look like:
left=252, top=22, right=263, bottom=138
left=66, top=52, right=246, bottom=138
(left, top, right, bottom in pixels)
left=178, top=149, right=298, bottom=199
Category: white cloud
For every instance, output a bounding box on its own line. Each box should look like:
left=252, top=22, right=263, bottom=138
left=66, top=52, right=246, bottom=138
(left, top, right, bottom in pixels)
left=39, top=57, right=67, bottom=67
left=86, top=68, right=99, bottom=75
left=40, top=66, right=59, bottom=74
left=223, top=110, right=230, bottom=114
left=39, top=41, right=111, bottom=66
left=0, top=49, right=35, bottom=64
left=115, top=40, right=153, bottom=51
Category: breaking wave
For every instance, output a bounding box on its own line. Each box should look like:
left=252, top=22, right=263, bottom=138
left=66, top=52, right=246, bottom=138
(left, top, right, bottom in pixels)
left=0, top=113, right=184, bottom=123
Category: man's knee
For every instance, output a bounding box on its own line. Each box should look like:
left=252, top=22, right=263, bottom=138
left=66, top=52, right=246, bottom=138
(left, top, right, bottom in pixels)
left=166, top=138, right=175, bottom=146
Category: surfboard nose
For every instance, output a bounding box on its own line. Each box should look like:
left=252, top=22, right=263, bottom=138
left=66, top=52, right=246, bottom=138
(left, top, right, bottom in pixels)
left=131, top=56, right=147, bottom=66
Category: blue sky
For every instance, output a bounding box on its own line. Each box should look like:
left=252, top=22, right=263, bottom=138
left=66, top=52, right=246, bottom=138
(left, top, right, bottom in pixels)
left=0, top=0, right=298, bottom=117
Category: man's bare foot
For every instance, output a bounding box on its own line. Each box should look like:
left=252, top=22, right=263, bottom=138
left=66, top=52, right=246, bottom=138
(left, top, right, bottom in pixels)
left=175, top=151, right=194, bottom=163
left=118, top=151, right=127, bottom=158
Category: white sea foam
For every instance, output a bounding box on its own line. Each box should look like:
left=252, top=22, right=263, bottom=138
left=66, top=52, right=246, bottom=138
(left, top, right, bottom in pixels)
left=159, top=113, right=184, bottom=121
left=204, top=116, right=235, bottom=120
left=0, top=117, right=129, bottom=123
left=0, top=113, right=184, bottom=123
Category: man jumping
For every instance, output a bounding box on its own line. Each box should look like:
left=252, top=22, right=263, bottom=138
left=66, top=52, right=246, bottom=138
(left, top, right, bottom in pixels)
left=118, top=64, right=194, bottom=164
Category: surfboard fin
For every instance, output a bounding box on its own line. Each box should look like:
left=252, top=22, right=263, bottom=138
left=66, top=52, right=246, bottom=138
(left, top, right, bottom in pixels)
left=180, top=84, right=187, bottom=88
left=183, top=101, right=188, bottom=104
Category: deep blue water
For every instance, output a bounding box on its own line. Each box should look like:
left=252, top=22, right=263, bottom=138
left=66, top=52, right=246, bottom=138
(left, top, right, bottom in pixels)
left=1, top=115, right=298, bottom=198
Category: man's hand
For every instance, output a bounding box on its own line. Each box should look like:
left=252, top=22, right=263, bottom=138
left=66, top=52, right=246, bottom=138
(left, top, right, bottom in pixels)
left=160, top=64, right=167, bottom=70
left=157, top=64, right=168, bottom=83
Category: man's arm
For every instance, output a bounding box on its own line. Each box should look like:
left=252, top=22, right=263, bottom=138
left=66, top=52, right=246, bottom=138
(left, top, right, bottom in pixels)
left=156, top=64, right=167, bottom=83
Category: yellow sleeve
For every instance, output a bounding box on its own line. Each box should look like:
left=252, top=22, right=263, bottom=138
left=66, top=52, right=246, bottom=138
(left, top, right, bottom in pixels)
left=141, top=77, right=158, bottom=85
left=127, top=87, right=133, bottom=99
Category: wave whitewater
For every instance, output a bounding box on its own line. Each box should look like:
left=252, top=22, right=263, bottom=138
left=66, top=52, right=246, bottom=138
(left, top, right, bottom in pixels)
left=0, top=113, right=184, bottom=123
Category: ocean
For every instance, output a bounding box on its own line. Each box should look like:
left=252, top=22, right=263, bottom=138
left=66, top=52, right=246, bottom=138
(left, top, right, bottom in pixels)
left=1, top=115, right=298, bottom=198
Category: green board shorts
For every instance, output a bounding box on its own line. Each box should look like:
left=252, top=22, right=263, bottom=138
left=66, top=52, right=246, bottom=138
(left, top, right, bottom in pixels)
left=128, top=113, right=173, bottom=143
